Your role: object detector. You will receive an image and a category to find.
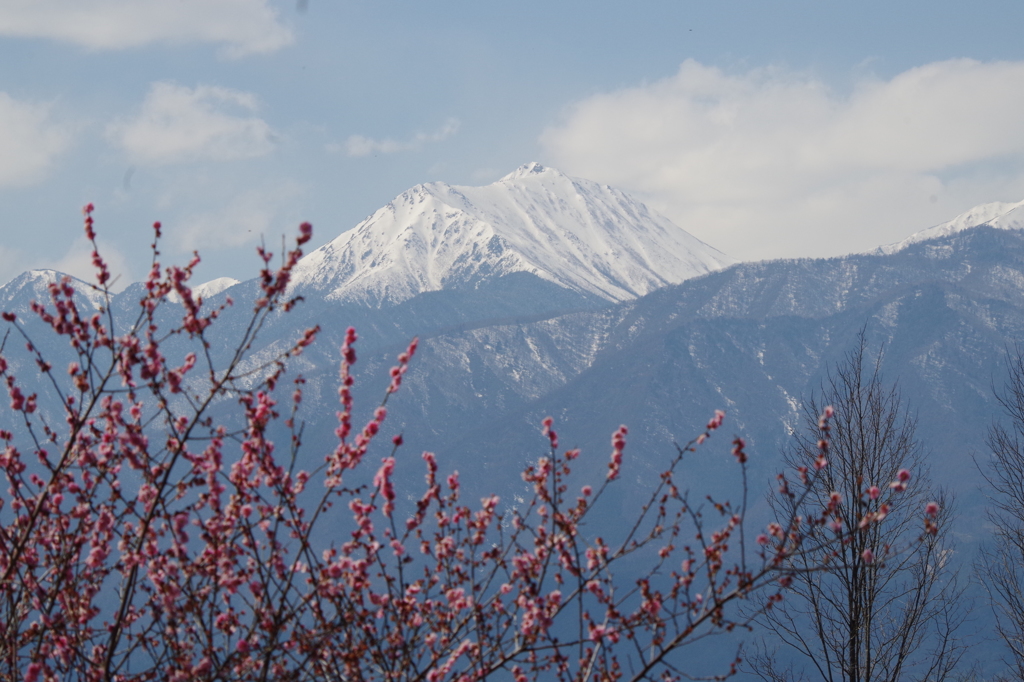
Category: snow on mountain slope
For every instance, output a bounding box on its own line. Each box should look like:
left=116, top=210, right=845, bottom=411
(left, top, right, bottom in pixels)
left=193, top=276, right=239, bottom=300
left=168, top=276, right=240, bottom=304
left=0, top=269, right=105, bottom=313
left=878, top=199, right=1024, bottom=254
left=290, top=163, right=735, bottom=306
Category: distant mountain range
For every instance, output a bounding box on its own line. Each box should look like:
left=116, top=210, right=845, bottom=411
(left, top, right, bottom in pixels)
left=6, top=164, right=1024, bottom=674
left=5, top=166, right=1024, bottom=536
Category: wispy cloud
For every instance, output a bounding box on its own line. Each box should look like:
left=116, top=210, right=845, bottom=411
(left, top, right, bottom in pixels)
left=42, top=236, right=133, bottom=292
left=0, top=92, right=69, bottom=187
left=0, top=0, right=293, bottom=58
left=340, top=118, right=460, bottom=158
left=541, top=59, right=1024, bottom=259
left=108, top=82, right=276, bottom=165
left=171, top=182, right=303, bottom=254
left=0, top=245, right=25, bottom=289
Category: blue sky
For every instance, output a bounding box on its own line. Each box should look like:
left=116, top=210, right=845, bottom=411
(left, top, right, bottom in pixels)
left=3, top=1, right=1024, bottom=288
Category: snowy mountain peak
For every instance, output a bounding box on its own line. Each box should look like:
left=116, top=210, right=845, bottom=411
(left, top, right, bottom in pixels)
left=0, top=270, right=105, bottom=314
left=167, top=277, right=240, bottom=304
left=290, top=165, right=735, bottom=307
left=192, top=277, right=239, bottom=299
left=499, top=162, right=553, bottom=181
left=879, top=198, right=1024, bottom=254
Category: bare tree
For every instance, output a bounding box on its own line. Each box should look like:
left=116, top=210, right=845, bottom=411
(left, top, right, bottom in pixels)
left=978, top=344, right=1024, bottom=679
left=749, top=335, right=969, bottom=682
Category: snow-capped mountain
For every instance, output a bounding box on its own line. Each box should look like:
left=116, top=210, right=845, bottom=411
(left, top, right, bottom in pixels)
left=0, top=269, right=105, bottom=314
left=878, top=198, right=1024, bottom=253
left=289, top=163, right=734, bottom=307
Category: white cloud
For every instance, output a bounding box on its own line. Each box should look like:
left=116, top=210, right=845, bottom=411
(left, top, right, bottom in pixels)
left=44, top=236, right=133, bottom=292
left=0, top=0, right=292, bottom=58
left=0, top=245, right=25, bottom=289
left=108, top=82, right=276, bottom=165
left=541, top=59, right=1024, bottom=260
left=172, top=182, right=303, bottom=254
left=341, top=118, right=461, bottom=157
left=0, top=92, right=69, bottom=187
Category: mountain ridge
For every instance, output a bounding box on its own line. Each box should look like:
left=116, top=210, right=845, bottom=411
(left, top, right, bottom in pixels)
left=287, top=163, right=735, bottom=307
